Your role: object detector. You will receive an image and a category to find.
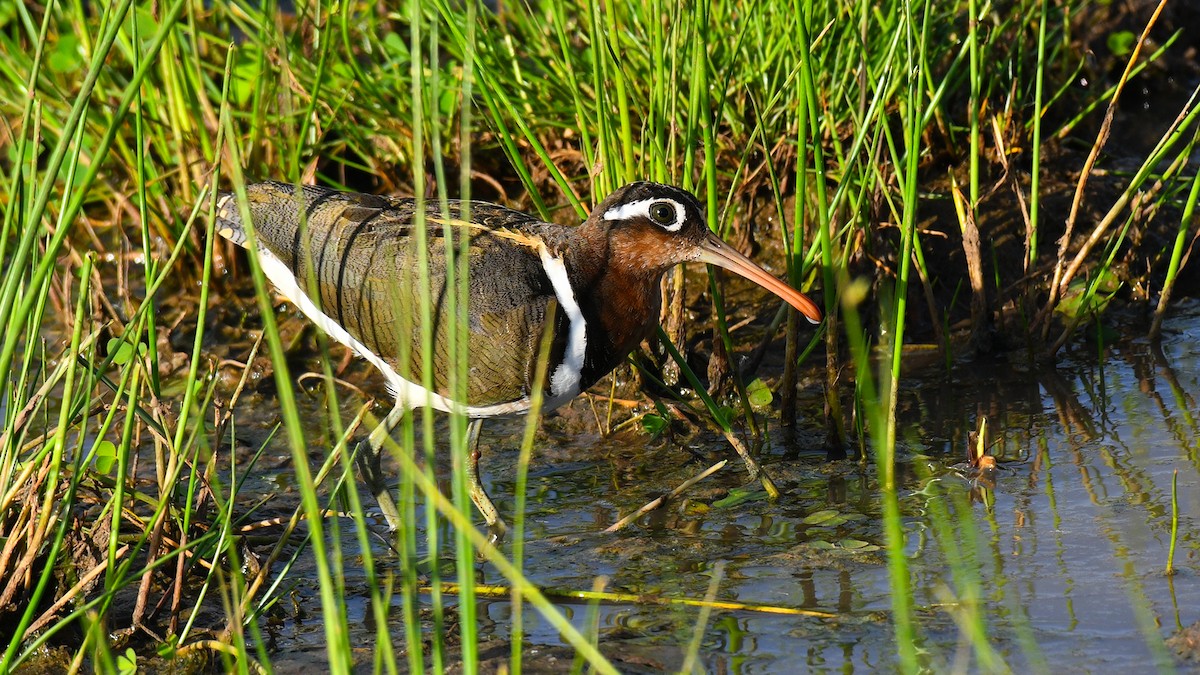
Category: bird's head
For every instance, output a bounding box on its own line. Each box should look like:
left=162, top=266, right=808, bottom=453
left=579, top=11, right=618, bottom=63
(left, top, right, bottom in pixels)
left=588, top=182, right=822, bottom=323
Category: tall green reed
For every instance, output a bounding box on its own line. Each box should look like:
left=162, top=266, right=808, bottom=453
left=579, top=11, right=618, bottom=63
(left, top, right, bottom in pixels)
left=3, top=0, right=1193, bottom=671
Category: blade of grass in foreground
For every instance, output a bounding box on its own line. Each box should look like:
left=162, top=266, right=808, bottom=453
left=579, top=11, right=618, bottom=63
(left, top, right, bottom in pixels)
left=409, top=2, right=446, bottom=670
left=879, top=0, right=928, bottom=668
left=221, top=115, right=353, bottom=675
left=426, top=7, right=452, bottom=672
left=414, top=0, right=475, bottom=668
left=793, top=0, right=844, bottom=448
left=511, top=304, right=560, bottom=672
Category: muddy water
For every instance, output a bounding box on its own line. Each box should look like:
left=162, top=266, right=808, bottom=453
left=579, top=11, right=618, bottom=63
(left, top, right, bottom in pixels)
left=238, top=302, right=1200, bottom=672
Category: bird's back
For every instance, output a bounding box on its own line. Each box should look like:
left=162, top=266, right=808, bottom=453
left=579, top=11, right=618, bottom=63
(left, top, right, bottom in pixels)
left=215, top=182, right=572, bottom=415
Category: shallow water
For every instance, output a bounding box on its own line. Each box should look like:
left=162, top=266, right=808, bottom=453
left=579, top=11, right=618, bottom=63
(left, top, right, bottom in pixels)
left=233, top=302, right=1200, bottom=672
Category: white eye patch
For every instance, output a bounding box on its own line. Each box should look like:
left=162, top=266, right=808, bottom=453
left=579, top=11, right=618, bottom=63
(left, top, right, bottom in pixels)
left=602, top=198, right=686, bottom=232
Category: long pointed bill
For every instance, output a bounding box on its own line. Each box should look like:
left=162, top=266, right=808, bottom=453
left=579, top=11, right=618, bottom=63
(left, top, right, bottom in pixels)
left=696, top=233, right=822, bottom=324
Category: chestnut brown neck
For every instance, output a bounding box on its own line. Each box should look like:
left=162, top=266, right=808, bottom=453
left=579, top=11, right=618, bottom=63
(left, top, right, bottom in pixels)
left=565, top=220, right=673, bottom=387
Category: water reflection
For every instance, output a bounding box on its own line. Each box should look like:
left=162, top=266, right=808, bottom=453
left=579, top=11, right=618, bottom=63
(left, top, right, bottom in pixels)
left=251, top=304, right=1200, bottom=671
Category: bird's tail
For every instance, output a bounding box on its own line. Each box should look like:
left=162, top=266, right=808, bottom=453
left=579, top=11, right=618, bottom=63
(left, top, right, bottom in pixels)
left=214, top=191, right=250, bottom=248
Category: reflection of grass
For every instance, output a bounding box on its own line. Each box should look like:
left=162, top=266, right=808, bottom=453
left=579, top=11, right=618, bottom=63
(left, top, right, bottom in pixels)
left=1167, top=469, right=1179, bottom=576
left=1, top=0, right=1196, bottom=672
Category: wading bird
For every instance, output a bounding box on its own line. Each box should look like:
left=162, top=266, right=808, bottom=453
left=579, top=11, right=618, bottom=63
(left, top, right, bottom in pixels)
left=216, top=181, right=821, bottom=537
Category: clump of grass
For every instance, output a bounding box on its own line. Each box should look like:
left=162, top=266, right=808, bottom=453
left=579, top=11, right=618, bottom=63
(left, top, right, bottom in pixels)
left=2, top=0, right=1197, bottom=672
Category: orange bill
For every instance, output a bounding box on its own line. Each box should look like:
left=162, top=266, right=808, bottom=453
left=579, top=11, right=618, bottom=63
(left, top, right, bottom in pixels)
left=696, top=232, right=822, bottom=324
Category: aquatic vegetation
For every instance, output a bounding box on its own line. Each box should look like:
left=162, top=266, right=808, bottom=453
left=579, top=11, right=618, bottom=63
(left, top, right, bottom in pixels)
left=1, top=0, right=1197, bottom=672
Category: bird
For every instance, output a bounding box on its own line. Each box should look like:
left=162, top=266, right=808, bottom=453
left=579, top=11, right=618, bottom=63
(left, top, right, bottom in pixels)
left=214, top=180, right=822, bottom=537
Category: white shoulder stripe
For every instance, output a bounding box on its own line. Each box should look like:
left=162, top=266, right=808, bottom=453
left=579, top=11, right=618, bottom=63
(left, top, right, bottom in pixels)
left=602, top=198, right=686, bottom=231
left=538, top=244, right=587, bottom=405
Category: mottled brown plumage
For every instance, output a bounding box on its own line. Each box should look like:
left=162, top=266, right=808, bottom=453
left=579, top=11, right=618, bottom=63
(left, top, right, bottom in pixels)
left=215, top=180, right=821, bottom=535
left=220, top=182, right=570, bottom=408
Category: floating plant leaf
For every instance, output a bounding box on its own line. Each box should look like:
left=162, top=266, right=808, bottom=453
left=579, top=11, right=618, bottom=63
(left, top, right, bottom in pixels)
left=712, top=487, right=768, bottom=508
left=808, top=538, right=879, bottom=554
left=835, top=539, right=879, bottom=553
left=802, top=509, right=847, bottom=527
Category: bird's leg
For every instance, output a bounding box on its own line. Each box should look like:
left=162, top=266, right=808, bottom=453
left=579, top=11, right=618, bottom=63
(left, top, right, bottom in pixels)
left=464, top=418, right=508, bottom=540
left=354, top=401, right=407, bottom=531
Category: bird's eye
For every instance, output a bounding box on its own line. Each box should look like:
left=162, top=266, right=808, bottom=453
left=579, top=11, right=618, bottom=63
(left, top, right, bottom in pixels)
left=649, top=201, right=675, bottom=226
